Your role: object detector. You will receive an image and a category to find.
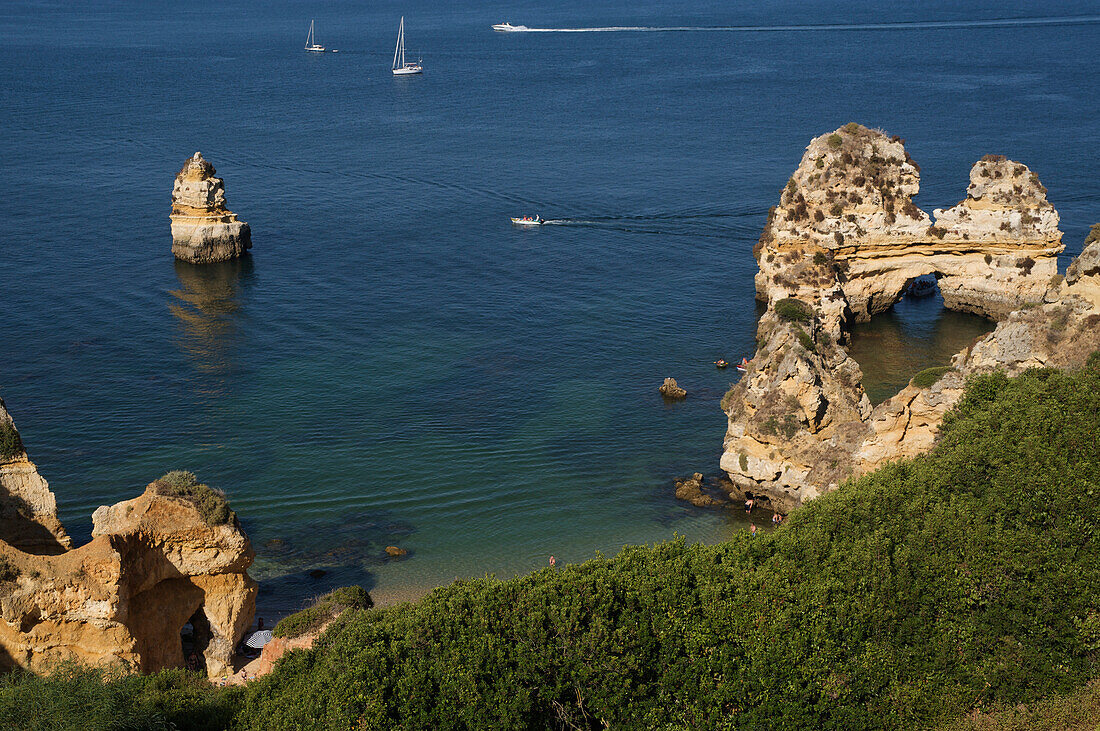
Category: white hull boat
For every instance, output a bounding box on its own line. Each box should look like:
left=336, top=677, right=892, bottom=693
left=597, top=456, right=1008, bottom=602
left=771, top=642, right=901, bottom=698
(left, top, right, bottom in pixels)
left=305, top=20, right=325, bottom=52
left=392, top=17, right=423, bottom=75
left=492, top=22, right=528, bottom=32
left=511, top=216, right=543, bottom=227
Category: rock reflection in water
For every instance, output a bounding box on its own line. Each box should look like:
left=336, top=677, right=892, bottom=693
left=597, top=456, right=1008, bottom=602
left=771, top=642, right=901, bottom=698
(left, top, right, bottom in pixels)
left=848, top=290, right=994, bottom=404
left=168, top=258, right=254, bottom=378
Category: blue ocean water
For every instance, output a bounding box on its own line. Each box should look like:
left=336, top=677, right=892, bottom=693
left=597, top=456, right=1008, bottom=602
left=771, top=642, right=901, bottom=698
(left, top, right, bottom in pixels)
left=2, top=0, right=1098, bottom=614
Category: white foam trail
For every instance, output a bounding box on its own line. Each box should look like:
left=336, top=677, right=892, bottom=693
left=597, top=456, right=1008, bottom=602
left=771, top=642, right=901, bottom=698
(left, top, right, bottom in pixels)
left=511, top=15, right=1100, bottom=33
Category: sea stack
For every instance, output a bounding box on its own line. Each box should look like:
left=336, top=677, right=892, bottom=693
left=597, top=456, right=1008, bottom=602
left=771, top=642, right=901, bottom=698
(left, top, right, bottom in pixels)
left=170, top=152, right=252, bottom=264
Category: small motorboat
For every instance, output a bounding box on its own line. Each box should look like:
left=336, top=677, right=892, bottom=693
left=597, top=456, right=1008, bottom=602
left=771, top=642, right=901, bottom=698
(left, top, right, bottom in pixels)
left=906, top=277, right=937, bottom=298
left=492, top=22, right=528, bottom=32
left=715, top=359, right=729, bottom=369
left=511, top=215, right=543, bottom=227
left=735, top=357, right=751, bottom=372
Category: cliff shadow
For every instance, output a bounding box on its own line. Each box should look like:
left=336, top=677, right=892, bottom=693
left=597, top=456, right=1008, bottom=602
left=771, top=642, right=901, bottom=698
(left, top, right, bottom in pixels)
left=0, top=493, right=69, bottom=556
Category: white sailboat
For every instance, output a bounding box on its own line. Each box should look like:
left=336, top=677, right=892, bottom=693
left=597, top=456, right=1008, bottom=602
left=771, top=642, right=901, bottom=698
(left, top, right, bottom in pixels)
left=304, top=19, right=325, bottom=53
left=391, top=17, right=423, bottom=75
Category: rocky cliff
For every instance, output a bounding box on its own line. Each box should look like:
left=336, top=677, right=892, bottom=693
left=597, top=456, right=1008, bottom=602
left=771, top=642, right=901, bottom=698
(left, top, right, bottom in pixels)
left=170, top=152, right=252, bottom=264
left=721, top=125, right=1091, bottom=513
left=0, top=400, right=70, bottom=555
left=0, top=410, right=256, bottom=677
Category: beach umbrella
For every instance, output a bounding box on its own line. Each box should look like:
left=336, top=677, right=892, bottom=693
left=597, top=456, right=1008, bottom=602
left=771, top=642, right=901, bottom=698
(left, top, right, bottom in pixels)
left=244, top=630, right=273, bottom=649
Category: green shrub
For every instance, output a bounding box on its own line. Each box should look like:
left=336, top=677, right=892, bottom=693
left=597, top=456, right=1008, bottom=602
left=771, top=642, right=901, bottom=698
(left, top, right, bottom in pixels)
left=795, top=326, right=816, bottom=353
left=273, top=586, right=374, bottom=640
left=842, top=122, right=862, bottom=134
left=739, top=453, right=748, bottom=471
left=911, top=366, right=954, bottom=388
left=827, top=133, right=843, bottom=149
left=153, top=471, right=233, bottom=526
left=0, top=663, right=239, bottom=731
left=812, top=251, right=827, bottom=265
left=0, top=556, right=19, bottom=583
left=774, top=297, right=813, bottom=323
left=1085, top=223, right=1100, bottom=247
left=0, top=421, right=23, bottom=461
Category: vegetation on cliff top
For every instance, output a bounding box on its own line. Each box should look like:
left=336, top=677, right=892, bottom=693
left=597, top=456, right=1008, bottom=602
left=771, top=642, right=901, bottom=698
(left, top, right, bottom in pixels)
left=0, top=421, right=23, bottom=461
left=3, top=359, right=1100, bottom=729
left=273, top=587, right=374, bottom=640
left=911, top=365, right=954, bottom=388
left=153, top=471, right=234, bottom=526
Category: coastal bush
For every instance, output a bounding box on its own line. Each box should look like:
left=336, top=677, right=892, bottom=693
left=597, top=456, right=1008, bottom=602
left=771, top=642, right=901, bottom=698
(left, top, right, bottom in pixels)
left=154, top=471, right=233, bottom=526
left=827, top=133, right=843, bottom=149
left=0, top=421, right=23, bottom=461
left=235, top=359, right=1100, bottom=729
left=911, top=366, right=953, bottom=388
left=0, top=664, right=239, bottom=731
left=1084, top=223, right=1100, bottom=247
left=794, top=326, right=816, bottom=353
left=774, top=297, right=813, bottom=323
left=273, top=586, right=374, bottom=640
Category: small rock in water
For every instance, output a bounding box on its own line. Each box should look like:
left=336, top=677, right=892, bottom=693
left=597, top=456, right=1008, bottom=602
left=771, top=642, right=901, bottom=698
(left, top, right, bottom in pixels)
left=674, top=473, right=725, bottom=507
left=385, top=546, right=408, bottom=557
left=308, top=569, right=327, bottom=579
left=659, top=377, right=687, bottom=399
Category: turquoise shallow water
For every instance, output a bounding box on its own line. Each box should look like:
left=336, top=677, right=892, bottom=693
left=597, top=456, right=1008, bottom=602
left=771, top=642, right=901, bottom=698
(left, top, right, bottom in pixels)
left=1, top=0, right=1097, bottom=616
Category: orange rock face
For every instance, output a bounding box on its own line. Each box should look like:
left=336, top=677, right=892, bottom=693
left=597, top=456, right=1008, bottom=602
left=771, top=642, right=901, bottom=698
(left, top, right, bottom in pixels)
left=0, top=407, right=256, bottom=678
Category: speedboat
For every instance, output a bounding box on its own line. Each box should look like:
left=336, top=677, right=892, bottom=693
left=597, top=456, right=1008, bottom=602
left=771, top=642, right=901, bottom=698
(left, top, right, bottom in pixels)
left=511, top=215, right=543, bottom=227
left=492, top=22, right=528, bottom=32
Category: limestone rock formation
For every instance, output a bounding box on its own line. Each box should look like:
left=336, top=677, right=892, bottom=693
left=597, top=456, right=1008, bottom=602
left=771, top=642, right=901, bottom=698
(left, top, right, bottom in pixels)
left=722, top=125, right=1092, bottom=512
left=170, top=152, right=252, bottom=264
left=658, top=377, right=687, bottom=399
left=754, top=125, right=1063, bottom=324
left=0, top=399, right=70, bottom=554
left=0, top=413, right=256, bottom=678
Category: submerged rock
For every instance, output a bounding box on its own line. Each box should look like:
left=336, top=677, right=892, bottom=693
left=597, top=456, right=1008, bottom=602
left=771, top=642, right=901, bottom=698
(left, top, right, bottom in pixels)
left=658, top=377, right=687, bottom=399
left=384, top=545, right=407, bottom=557
left=170, top=152, right=252, bottom=263
left=673, top=473, right=728, bottom=508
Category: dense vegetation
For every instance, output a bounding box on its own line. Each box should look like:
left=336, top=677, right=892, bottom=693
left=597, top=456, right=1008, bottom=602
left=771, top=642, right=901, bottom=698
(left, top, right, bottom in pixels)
left=911, top=365, right=954, bottom=388
left=2, top=359, right=1100, bottom=729
left=0, top=420, right=23, bottom=460
left=774, top=297, right=813, bottom=322
left=154, top=470, right=234, bottom=526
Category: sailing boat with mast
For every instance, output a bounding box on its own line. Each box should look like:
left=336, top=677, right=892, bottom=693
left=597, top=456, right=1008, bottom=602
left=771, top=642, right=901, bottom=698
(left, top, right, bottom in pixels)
left=304, top=19, right=325, bottom=53
left=391, top=17, right=423, bottom=75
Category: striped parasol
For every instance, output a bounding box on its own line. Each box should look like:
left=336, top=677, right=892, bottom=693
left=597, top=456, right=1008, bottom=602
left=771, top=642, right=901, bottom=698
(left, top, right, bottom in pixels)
left=243, top=630, right=273, bottom=649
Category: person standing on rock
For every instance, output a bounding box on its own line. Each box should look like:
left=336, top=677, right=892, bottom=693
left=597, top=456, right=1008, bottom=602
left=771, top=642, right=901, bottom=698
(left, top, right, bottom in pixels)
left=745, top=498, right=755, bottom=513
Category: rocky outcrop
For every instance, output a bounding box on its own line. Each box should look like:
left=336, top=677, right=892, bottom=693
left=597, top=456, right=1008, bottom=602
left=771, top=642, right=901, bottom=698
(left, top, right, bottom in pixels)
left=0, top=400, right=70, bottom=555
left=723, top=125, right=1091, bottom=512
left=170, top=152, right=252, bottom=264
left=0, top=410, right=256, bottom=677
left=754, top=125, right=1063, bottom=325
left=658, top=378, right=687, bottom=399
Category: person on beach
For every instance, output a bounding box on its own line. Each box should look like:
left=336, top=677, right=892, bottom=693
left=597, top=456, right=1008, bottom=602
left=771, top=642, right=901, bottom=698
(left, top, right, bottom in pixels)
left=750, top=523, right=757, bottom=537
left=745, top=498, right=754, bottom=513
left=549, top=555, right=556, bottom=568
left=771, top=513, right=779, bottom=527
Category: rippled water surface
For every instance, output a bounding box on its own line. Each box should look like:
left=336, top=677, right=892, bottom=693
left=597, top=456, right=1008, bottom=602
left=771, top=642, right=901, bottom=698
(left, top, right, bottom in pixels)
left=1, top=0, right=1097, bottom=615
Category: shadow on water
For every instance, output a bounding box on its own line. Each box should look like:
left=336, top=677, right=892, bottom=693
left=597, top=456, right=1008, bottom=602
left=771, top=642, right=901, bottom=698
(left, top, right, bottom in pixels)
left=244, top=509, right=415, bottom=617
left=847, top=285, right=994, bottom=404
left=168, top=257, right=255, bottom=379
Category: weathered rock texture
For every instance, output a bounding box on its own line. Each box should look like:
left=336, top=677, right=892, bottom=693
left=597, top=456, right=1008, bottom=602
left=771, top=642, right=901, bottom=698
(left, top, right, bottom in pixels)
left=0, top=399, right=70, bottom=555
left=720, top=125, right=1093, bottom=513
left=658, top=377, right=687, bottom=399
left=754, top=125, right=1062, bottom=326
left=170, top=152, right=252, bottom=264
left=0, top=410, right=256, bottom=677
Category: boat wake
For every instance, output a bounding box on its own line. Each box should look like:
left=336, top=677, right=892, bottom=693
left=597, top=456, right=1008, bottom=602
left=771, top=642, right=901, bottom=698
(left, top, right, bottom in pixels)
left=508, top=15, right=1100, bottom=33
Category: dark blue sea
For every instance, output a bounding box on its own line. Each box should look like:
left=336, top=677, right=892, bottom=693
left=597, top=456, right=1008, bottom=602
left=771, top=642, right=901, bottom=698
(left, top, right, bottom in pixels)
left=2, top=0, right=1098, bottom=614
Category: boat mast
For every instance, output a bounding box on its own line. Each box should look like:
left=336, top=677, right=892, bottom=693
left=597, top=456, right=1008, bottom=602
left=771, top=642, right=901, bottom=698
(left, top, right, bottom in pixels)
left=393, top=17, right=403, bottom=69
left=307, top=19, right=314, bottom=48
